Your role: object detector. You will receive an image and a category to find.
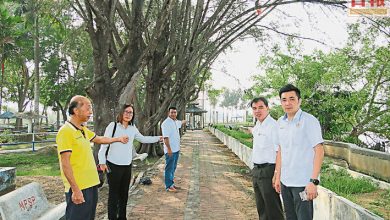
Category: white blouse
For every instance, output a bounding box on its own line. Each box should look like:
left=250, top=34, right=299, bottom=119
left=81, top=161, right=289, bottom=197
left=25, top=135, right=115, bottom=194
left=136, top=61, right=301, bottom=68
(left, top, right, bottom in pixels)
left=98, top=122, right=160, bottom=165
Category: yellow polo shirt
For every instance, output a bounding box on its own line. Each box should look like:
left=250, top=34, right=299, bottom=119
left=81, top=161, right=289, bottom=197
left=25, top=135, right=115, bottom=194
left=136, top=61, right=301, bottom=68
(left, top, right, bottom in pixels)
left=56, top=121, right=99, bottom=192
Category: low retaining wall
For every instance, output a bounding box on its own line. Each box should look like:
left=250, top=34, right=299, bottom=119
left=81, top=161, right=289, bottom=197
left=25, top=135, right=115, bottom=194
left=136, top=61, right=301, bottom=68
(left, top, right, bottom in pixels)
left=324, top=141, right=390, bottom=182
left=208, top=127, right=383, bottom=220
left=0, top=167, right=16, bottom=196
left=210, top=127, right=253, bottom=169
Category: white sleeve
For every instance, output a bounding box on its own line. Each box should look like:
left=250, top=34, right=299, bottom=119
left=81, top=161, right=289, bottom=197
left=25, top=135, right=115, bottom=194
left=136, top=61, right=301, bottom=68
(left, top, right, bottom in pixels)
left=307, top=117, right=324, bottom=148
left=134, top=126, right=160, bottom=143
left=271, top=123, right=279, bottom=152
left=98, top=122, right=114, bottom=164
left=161, top=122, right=171, bottom=138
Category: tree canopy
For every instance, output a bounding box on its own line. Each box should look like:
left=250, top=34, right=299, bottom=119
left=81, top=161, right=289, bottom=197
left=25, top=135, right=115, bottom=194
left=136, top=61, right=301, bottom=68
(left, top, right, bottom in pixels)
left=249, top=20, right=389, bottom=150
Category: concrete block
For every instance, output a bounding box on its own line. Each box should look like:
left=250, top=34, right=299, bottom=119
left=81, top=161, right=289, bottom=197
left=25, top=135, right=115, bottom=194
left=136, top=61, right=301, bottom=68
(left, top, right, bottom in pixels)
left=37, top=202, right=66, bottom=220
left=0, top=167, right=16, bottom=196
left=0, top=182, right=65, bottom=220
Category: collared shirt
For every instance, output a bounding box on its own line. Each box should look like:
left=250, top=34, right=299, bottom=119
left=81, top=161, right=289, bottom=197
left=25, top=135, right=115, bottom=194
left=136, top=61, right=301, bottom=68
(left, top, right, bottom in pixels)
left=161, top=117, right=182, bottom=153
left=56, top=121, right=99, bottom=192
left=252, top=114, right=279, bottom=164
left=277, top=109, right=324, bottom=187
left=98, top=122, right=160, bottom=165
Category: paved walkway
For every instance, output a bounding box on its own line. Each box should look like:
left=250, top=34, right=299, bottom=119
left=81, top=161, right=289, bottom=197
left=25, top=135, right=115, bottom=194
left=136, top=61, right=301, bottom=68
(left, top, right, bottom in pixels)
left=125, top=130, right=258, bottom=220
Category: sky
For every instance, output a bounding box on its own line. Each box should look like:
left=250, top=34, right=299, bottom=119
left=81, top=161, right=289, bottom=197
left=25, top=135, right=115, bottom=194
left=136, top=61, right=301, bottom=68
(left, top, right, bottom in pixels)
left=209, top=2, right=366, bottom=91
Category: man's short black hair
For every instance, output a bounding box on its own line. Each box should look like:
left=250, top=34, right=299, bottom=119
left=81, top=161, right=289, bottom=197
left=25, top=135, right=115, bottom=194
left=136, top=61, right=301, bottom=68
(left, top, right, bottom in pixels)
left=249, top=97, right=268, bottom=108
left=279, top=84, right=301, bottom=99
left=68, top=101, right=79, bottom=115
left=168, top=106, right=177, bottom=111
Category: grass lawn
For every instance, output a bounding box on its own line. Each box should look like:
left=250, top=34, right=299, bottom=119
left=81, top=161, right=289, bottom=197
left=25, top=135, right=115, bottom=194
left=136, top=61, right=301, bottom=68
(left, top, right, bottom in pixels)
left=0, top=145, right=163, bottom=177
left=0, top=146, right=60, bottom=176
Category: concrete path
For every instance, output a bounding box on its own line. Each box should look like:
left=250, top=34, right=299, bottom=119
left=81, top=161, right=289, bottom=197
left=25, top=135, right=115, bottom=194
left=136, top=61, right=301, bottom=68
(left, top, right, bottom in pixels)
left=125, top=130, right=258, bottom=220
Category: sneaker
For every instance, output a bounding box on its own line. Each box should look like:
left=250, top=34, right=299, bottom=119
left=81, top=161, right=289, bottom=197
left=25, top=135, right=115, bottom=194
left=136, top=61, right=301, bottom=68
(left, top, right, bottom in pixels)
left=166, top=186, right=177, bottom=192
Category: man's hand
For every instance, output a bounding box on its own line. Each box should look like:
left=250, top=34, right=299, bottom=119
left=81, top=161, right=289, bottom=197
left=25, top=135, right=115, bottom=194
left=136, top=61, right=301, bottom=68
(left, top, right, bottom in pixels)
left=167, top=148, right=173, bottom=157
left=159, top=136, right=164, bottom=142
left=117, top=135, right=129, bottom=144
left=71, top=189, right=85, bottom=204
left=273, top=173, right=281, bottom=194
left=182, top=120, right=187, bottom=126
left=305, top=182, right=318, bottom=200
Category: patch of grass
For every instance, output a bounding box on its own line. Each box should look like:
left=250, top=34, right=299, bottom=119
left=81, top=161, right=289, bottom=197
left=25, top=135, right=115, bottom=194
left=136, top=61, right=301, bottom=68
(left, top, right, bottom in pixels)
left=321, top=167, right=378, bottom=197
left=0, top=146, right=60, bottom=176
left=371, top=189, right=390, bottom=219
left=214, top=125, right=253, bottom=148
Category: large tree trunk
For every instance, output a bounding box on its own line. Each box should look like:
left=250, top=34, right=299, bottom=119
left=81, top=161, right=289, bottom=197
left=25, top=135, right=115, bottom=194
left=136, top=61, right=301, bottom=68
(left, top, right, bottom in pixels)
left=138, top=80, right=162, bottom=156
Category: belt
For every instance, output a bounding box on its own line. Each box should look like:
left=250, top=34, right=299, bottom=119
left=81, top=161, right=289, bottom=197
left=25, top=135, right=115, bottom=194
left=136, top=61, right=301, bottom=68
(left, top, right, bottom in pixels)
left=254, top=163, right=275, bottom=168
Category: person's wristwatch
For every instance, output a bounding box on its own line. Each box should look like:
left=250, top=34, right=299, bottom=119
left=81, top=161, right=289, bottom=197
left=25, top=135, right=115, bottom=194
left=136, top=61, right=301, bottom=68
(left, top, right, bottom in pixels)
left=310, top=178, right=320, bottom=185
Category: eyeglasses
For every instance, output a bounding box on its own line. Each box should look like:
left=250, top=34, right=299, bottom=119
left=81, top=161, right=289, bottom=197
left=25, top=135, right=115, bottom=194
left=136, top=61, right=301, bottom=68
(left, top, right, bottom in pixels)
left=124, top=111, right=133, bottom=115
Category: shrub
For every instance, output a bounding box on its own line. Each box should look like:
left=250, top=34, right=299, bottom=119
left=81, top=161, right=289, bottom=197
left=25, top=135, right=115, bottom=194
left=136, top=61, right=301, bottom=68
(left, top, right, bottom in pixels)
left=0, top=130, right=14, bottom=143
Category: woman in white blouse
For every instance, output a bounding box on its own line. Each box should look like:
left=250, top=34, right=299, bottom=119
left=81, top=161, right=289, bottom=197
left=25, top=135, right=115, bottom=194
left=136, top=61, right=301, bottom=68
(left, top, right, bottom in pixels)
left=98, top=104, right=162, bottom=220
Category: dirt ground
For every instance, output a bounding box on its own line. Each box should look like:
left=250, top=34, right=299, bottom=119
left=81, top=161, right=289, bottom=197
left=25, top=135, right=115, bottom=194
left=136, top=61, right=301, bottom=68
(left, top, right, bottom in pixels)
left=15, top=157, right=160, bottom=219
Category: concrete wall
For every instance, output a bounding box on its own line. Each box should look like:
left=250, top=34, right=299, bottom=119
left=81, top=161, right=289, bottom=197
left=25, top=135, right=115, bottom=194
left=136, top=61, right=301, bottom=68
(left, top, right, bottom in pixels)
left=314, top=186, right=383, bottom=220
left=324, top=141, right=390, bottom=182
left=0, top=167, right=16, bottom=196
left=211, top=127, right=253, bottom=169
left=208, top=127, right=383, bottom=220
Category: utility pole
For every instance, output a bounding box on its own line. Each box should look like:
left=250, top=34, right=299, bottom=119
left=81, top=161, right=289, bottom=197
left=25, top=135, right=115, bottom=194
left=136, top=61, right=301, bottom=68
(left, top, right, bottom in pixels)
left=33, top=4, right=40, bottom=131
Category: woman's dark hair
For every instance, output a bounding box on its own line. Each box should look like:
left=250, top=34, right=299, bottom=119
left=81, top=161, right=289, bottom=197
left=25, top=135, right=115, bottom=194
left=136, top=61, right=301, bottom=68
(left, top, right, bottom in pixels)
left=116, top=104, right=135, bottom=125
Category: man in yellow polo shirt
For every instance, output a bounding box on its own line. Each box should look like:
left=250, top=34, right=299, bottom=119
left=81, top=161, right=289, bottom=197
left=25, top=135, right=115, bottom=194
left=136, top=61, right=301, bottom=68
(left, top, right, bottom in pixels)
left=56, top=95, right=129, bottom=220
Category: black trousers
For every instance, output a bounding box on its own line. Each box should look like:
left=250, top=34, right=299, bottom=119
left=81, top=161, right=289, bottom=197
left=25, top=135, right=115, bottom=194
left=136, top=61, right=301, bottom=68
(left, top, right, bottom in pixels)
left=107, top=161, right=132, bottom=220
left=252, top=164, right=284, bottom=220
left=65, top=185, right=98, bottom=220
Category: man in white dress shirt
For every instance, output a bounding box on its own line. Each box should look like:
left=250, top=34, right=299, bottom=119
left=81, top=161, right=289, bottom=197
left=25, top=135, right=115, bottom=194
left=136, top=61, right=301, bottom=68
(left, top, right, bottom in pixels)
left=161, top=107, right=186, bottom=192
left=250, top=97, right=284, bottom=220
left=274, top=84, right=324, bottom=220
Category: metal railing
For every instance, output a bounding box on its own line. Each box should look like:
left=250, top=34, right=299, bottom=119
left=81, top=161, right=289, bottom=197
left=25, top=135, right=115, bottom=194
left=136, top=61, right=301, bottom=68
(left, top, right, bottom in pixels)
left=0, top=132, right=57, bottom=152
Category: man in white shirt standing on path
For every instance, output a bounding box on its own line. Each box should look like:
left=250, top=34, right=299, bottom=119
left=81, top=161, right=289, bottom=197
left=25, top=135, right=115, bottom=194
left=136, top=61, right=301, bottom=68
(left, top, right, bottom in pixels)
left=250, top=97, right=284, bottom=220
left=274, top=84, right=324, bottom=220
left=161, top=107, right=186, bottom=192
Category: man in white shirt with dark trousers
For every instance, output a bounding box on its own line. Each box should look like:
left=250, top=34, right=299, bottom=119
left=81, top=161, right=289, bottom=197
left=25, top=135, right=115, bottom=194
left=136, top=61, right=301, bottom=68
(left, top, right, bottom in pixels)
left=250, top=97, right=284, bottom=220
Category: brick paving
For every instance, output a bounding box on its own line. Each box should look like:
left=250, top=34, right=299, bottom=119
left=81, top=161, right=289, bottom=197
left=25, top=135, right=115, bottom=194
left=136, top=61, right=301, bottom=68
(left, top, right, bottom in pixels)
left=126, top=130, right=258, bottom=220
